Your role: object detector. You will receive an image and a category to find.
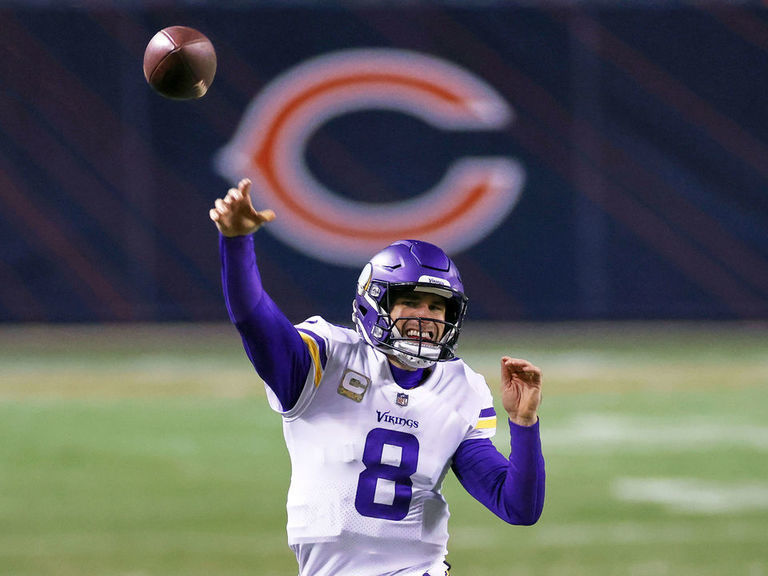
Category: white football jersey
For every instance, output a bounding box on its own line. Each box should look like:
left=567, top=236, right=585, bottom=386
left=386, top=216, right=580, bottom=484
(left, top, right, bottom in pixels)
left=264, top=316, right=497, bottom=576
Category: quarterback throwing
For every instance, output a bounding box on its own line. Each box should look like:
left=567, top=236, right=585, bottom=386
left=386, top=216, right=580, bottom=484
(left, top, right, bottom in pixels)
left=210, top=178, right=545, bottom=576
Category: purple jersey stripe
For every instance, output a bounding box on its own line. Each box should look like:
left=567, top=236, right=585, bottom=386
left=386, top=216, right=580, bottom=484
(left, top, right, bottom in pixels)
left=297, top=328, right=327, bottom=368
left=479, top=407, right=496, bottom=418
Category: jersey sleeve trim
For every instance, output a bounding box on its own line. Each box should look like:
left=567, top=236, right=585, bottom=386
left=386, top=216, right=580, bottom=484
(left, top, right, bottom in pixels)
left=298, top=331, right=324, bottom=388
left=475, top=407, right=497, bottom=430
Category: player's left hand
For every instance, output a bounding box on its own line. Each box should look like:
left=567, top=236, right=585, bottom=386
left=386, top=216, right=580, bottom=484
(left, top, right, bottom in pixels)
left=500, top=357, right=542, bottom=427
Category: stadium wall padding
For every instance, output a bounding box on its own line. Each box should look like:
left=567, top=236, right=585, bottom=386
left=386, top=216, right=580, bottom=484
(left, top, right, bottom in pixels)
left=1, top=3, right=767, bottom=322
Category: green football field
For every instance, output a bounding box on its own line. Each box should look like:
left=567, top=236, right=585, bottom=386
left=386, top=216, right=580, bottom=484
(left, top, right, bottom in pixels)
left=1, top=322, right=766, bottom=576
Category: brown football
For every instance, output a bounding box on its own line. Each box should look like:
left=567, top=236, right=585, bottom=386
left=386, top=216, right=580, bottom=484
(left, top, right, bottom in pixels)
left=143, top=26, right=217, bottom=100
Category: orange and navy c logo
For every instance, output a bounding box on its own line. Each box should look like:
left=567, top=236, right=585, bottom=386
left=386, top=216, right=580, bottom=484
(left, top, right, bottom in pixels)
left=216, top=48, right=525, bottom=265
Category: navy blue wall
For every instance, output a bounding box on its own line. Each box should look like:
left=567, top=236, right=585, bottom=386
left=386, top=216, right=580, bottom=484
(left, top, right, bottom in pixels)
left=1, top=3, right=767, bottom=323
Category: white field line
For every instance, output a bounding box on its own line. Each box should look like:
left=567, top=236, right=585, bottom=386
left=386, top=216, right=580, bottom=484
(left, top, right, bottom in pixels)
left=612, top=477, right=768, bottom=514
left=542, top=414, right=768, bottom=452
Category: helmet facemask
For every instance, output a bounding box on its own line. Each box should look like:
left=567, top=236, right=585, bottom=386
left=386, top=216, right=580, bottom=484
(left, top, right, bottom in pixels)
left=389, top=316, right=452, bottom=368
left=354, top=277, right=467, bottom=369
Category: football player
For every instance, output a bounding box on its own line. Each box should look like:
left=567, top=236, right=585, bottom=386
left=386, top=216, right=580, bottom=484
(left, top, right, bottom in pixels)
left=210, top=178, right=545, bottom=576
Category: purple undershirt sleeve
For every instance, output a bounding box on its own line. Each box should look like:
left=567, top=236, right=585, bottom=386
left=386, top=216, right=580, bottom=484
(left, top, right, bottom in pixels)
left=219, top=233, right=311, bottom=411
left=451, top=419, right=545, bottom=525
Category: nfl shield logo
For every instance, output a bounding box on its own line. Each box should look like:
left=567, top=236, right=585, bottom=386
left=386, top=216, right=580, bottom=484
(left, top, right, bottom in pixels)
left=396, top=393, right=409, bottom=407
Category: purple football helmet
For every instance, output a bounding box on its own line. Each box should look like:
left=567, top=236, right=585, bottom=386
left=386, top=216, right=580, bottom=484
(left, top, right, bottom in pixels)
left=352, top=239, right=468, bottom=369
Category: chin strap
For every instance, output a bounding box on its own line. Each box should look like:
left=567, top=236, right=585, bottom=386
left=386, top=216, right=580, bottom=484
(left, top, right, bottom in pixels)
left=389, top=348, right=436, bottom=370
left=388, top=325, right=439, bottom=369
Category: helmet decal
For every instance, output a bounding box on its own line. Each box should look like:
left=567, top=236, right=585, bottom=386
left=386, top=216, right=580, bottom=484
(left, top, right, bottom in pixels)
left=356, top=263, right=373, bottom=296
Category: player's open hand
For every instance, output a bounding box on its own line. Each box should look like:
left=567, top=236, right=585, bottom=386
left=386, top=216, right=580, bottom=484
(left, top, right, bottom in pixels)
left=500, top=357, right=542, bottom=427
left=209, top=178, right=276, bottom=237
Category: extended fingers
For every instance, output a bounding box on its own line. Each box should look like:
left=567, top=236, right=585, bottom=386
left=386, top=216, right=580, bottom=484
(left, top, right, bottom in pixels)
left=225, top=186, right=243, bottom=204
left=219, top=178, right=250, bottom=205
left=209, top=177, right=277, bottom=235
left=502, top=356, right=542, bottom=384
left=214, top=197, right=229, bottom=214
left=213, top=185, right=246, bottom=213
left=502, top=356, right=537, bottom=370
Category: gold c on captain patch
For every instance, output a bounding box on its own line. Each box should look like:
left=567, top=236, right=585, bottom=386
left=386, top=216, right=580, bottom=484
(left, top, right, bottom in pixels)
left=337, top=369, right=370, bottom=402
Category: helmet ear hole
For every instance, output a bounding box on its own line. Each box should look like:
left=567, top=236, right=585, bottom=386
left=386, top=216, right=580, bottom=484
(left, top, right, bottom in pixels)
left=358, top=304, right=368, bottom=316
